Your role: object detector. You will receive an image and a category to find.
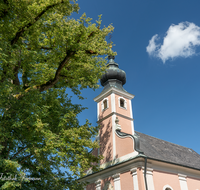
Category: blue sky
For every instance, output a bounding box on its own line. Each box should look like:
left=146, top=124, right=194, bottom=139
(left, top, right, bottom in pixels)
left=71, top=0, right=200, bottom=154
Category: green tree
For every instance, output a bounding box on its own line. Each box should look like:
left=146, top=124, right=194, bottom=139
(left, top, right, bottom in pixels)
left=0, top=0, right=114, bottom=189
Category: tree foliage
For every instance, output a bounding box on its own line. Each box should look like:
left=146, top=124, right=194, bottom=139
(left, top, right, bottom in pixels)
left=0, top=0, right=114, bottom=189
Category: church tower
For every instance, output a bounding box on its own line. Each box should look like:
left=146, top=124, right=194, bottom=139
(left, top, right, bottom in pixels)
left=81, top=56, right=144, bottom=190
left=81, top=55, right=145, bottom=190
left=93, top=55, right=138, bottom=165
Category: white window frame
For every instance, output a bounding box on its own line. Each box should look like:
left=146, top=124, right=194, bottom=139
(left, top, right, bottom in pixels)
left=118, top=97, right=127, bottom=109
left=102, top=98, right=109, bottom=111
left=163, top=185, right=173, bottom=190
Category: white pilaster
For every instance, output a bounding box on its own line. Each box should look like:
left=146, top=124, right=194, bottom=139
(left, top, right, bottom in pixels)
left=146, top=168, right=155, bottom=190
left=97, top=102, right=100, bottom=158
left=112, top=114, right=116, bottom=159
left=95, top=179, right=101, bottom=190
left=112, top=173, right=121, bottom=190
left=129, top=99, right=134, bottom=135
left=97, top=102, right=99, bottom=121
left=130, top=168, right=139, bottom=190
left=111, top=93, right=116, bottom=112
left=111, top=93, right=116, bottom=159
left=178, top=174, right=188, bottom=190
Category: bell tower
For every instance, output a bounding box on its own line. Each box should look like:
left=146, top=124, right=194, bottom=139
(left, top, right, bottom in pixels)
left=94, top=56, right=138, bottom=166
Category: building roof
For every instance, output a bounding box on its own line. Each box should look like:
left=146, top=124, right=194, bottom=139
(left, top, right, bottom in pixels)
left=136, top=131, right=200, bottom=170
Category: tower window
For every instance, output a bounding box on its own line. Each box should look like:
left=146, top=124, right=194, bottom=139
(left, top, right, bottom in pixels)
left=120, top=98, right=125, bottom=108
left=119, top=97, right=127, bottom=109
left=102, top=98, right=108, bottom=111
left=103, top=99, right=107, bottom=109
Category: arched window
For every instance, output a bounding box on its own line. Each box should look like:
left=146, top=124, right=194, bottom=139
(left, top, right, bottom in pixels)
left=102, top=98, right=108, bottom=111
left=120, top=98, right=125, bottom=108
left=163, top=185, right=173, bottom=190
left=103, top=99, right=107, bottom=109
left=118, top=97, right=127, bottom=109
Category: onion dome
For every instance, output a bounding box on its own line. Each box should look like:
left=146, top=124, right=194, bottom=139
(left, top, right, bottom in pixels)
left=100, top=55, right=126, bottom=87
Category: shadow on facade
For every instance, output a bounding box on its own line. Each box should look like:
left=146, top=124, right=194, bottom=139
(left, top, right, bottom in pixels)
left=99, top=115, right=119, bottom=164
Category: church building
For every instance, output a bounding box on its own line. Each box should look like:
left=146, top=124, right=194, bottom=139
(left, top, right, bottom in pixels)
left=79, top=56, right=200, bottom=190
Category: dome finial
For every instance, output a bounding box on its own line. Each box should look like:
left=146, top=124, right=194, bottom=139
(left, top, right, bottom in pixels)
left=100, top=36, right=126, bottom=88
left=100, top=54, right=126, bottom=87
left=108, top=55, right=115, bottom=61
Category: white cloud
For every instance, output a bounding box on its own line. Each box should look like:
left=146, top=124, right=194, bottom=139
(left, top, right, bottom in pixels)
left=146, top=34, right=159, bottom=56
left=146, top=22, right=200, bottom=63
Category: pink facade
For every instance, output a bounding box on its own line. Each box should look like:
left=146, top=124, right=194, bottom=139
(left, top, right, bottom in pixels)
left=97, top=93, right=134, bottom=163
left=137, top=168, right=145, bottom=190
left=86, top=183, right=95, bottom=190
left=116, top=135, right=134, bottom=158
left=153, top=170, right=181, bottom=190
left=117, top=115, right=133, bottom=134
left=187, top=176, right=200, bottom=189
left=98, top=95, right=112, bottom=119
left=115, top=95, right=131, bottom=117
left=120, top=171, right=134, bottom=190
left=99, top=117, right=113, bottom=164
left=91, top=148, right=98, bottom=157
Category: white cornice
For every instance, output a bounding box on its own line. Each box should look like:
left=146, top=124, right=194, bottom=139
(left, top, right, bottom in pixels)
left=97, top=112, right=134, bottom=123
left=94, top=87, right=135, bottom=102
left=130, top=167, right=137, bottom=174
left=80, top=156, right=200, bottom=184
left=147, top=158, right=200, bottom=179
left=100, top=152, right=139, bottom=170
left=112, top=173, right=120, bottom=179
left=79, top=157, right=144, bottom=183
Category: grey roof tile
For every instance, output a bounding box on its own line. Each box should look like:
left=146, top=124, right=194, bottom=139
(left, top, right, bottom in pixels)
left=135, top=131, right=200, bottom=170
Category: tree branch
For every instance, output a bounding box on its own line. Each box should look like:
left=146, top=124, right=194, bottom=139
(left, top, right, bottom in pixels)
left=39, top=50, right=75, bottom=92
left=10, top=147, right=27, bottom=160
left=13, top=50, right=75, bottom=99
left=85, top=50, right=97, bottom=55
left=13, top=58, right=21, bottom=86
left=13, top=27, right=97, bottom=96
left=11, top=1, right=64, bottom=45
left=19, top=154, right=33, bottom=164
